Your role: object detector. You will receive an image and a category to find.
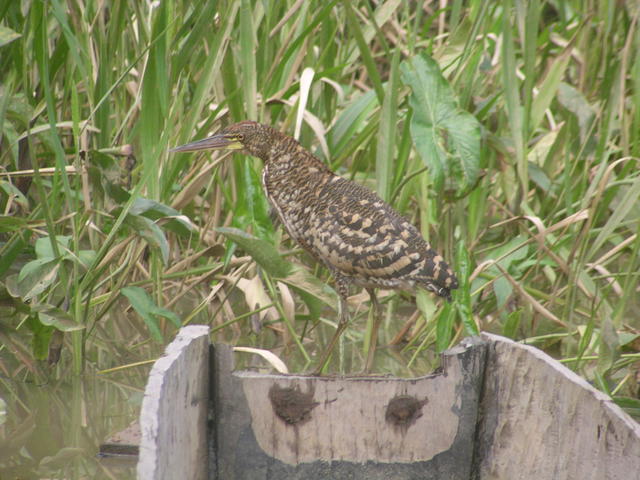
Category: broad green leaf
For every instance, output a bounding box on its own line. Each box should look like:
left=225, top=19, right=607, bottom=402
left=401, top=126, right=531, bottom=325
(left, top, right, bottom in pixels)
left=124, top=214, right=170, bottom=265
left=489, top=236, right=529, bottom=265
left=130, top=197, right=197, bottom=236
left=6, top=92, right=32, bottom=126
left=30, top=235, right=96, bottom=269
left=35, top=235, right=71, bottom=259
left=76, top=250, right=97, bottom=270
left=216, top=227, right=291, bottom=278
left=294, top=290, right=323, bottom=321
left=33, top=304, right=84, bottom=332
left=16, top=259, right=60, bottom=301
left=401, top=52, right=481, bottom=198
left=130, top=197, right=182, bottom=217
left=121, top=286, right=181, bottom=341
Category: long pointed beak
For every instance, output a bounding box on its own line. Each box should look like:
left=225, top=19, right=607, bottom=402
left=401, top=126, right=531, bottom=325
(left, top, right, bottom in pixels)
left=170, top=134, right=237, bottom=153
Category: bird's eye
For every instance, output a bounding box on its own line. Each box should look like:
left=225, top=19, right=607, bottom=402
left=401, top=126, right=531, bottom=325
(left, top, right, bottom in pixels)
left=236, top=133, right=245, bottom=141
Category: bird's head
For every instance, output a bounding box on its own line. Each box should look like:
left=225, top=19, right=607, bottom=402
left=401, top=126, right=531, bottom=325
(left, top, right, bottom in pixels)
left=170, top=121, right=273, bottom=159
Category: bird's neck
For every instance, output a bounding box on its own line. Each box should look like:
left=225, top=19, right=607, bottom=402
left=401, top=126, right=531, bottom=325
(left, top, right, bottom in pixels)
left=262, top=134, right=329, bottom=173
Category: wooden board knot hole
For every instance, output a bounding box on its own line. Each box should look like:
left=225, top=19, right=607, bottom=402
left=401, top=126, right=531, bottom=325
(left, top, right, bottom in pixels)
left=268, top=384, right=318, bottom=425
left=385, top=395, right=428, bottom=430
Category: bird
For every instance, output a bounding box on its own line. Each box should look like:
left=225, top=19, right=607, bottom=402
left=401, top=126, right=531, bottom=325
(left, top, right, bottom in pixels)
left=171, top=121, right=458, bottom=373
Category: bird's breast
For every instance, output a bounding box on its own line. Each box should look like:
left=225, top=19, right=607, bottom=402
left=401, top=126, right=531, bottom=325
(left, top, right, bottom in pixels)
left=261, top=161, right=330, bottom=246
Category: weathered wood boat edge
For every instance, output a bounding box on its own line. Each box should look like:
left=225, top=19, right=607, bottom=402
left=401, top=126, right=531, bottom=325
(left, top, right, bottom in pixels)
left=128, top=326, right=640, bottom=480
left=211, top=337, right=487, bottom=480
left=473, top=332, right=640, bottom=480
left=136, top=325, right=210, bottom=480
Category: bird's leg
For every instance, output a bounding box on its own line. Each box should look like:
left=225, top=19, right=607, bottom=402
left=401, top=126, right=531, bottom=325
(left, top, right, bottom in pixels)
left=364, top=288, right=382, bottom=373
left=312, top=276, right=350, bottom=375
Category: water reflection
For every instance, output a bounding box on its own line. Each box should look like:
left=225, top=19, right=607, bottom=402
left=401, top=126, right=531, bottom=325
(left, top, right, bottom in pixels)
left=0, top=372, right=146, bottom=479
left=0, top=306, right=443, bottom=479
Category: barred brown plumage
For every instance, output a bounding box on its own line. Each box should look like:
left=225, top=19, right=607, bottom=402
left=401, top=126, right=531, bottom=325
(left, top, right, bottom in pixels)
left=171, top=121, right=458, bottom=373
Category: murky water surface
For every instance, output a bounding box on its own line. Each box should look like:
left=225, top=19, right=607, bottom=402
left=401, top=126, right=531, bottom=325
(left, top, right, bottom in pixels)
left=0, top=371, right=146, bottom=479
left=0, top=308, right=441, bottom=479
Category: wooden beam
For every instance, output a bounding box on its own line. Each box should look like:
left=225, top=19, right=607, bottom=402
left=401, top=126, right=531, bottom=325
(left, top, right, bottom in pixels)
left=211, top=337, right=487, bottom=479
left=99, top=421, right=140, bottom=456
left=474, top=332, right=640, bottom=479
left=134, top=327, right=640, bottom=479
left=137, top=325, right=211, bottom=480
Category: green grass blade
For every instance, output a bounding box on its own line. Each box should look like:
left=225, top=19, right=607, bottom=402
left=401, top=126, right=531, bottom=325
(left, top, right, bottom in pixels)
left=375, top=48, right=400, bottom=202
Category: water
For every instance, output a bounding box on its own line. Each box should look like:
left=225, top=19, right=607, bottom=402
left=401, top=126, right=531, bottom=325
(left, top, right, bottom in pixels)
left=0, top=371, right=146, bottom=479
left=0, top=305, right=442, bottom=479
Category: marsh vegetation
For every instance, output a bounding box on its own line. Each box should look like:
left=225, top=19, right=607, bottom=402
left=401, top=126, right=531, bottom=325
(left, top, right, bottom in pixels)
left=1, top=0, right=640, bottom=475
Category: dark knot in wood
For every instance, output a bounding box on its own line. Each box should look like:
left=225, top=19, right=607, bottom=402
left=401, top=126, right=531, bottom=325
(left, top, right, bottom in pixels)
left=269, top=385, right=318, bottom=425
left=385, top=395, right=427, bottom=430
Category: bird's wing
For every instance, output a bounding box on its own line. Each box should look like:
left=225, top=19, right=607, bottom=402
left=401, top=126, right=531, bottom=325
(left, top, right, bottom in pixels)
left=303, top=179, right=423, bottom=278
left=302, top=177, right=457, bottom=294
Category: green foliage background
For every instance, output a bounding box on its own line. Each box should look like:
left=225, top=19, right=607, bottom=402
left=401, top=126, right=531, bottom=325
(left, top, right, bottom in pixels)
left=1, top=0, right=639, bottom=412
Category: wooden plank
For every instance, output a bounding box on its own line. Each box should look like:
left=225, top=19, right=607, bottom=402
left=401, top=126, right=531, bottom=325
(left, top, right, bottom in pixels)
left=137, top=325, right=211, bottom=480
left=211, top=337, right=487, bottom=480
left=99, top=421, right=140, bottom=456
left=474, top=332, right=640, bottom=480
